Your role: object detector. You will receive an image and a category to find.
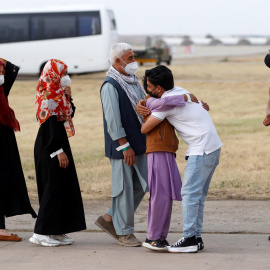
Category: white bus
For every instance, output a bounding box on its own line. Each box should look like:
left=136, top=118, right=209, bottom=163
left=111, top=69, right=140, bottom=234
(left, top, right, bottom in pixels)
left=0, top=5, right=118, bottom=74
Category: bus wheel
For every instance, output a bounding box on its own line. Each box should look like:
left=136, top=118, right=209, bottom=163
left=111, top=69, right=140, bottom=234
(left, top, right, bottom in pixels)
left=140, top=62, right=143, bottom=66
left=39, top=62, right=47, bottom=75
left=167, top=56, right=172, bottom=65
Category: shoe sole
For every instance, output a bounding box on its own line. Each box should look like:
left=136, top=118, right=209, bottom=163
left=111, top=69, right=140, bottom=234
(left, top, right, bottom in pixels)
left=142, top=242, right=167, bottom=251
left=198, top=243, right=204, bottom=250
left=167, top=245, right=198, bottom=253
left=58, top=240, right=74, bottom=246
left=29, top=237, right=60, bottom=247
left=95, top=220, right=118, bottom=240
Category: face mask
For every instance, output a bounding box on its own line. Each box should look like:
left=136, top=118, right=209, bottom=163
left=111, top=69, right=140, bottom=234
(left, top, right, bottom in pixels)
left=120, top=59, right=138, bottom=75
left=60, top=75, right=71, bottom=87
left=145, top=87, right=159, bottom=98
left=0, top=75, right=4, bottom=85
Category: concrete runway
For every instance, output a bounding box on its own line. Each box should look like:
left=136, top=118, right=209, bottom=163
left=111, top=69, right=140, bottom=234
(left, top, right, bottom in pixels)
left=1, top=199, right=270, bottom=270
left=1, top=232, right=269, bottom=270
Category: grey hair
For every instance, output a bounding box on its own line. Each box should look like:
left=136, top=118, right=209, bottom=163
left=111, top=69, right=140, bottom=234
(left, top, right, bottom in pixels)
left=110, top=43, right=133, bottom=65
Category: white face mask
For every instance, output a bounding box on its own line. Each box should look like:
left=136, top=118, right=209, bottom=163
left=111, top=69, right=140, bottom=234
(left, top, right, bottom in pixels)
left=0, top=75, right=4, bottom=85
left=60, top=75, right=71, bottom=87
left=120, top=59, right=138, bottom=75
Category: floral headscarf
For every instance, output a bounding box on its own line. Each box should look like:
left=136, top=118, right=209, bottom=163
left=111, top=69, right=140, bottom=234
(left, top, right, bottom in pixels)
left=35, top=59, right=75, bottom=137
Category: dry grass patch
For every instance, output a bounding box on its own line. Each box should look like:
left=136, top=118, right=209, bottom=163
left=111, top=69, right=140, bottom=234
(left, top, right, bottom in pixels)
left=9, top=57, right=270, bottom=200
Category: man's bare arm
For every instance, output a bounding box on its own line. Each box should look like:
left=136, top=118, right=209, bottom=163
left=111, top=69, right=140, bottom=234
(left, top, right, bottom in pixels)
left=141, top=115, right=162, bottom=134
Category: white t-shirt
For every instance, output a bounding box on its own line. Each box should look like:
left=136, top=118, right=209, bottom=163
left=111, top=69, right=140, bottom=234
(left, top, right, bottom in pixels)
left=151, top=87, right=223, bottom=156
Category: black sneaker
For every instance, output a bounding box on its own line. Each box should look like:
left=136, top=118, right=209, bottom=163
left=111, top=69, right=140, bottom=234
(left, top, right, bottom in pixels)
left=167, top=236, right=198, bottom=253
left=142, top=238, right=167, bottom=251
left=196, top=237, right=204, bottom=250
left=160, top=239, right=170, bottom=247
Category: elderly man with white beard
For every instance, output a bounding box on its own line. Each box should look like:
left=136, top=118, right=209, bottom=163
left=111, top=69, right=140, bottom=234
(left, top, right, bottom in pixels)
left=95, top=43, right=148, bottom=247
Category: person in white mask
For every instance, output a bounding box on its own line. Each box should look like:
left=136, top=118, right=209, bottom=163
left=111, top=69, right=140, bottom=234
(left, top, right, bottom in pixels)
left=95, top=43, right=148, bottom=247
left=29, top=59, right=86, bottom=247
left=0, top=58, right=37, bottom=242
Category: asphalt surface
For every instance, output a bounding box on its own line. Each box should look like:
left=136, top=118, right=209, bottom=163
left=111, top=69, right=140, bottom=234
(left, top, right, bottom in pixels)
left=1, top=199, right=270, bottom=270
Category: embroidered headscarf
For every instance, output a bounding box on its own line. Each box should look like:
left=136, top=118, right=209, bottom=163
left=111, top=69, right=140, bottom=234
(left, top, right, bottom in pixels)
left=0, top=59, right=20, bottom=131
left=35, top=59, right=75, bottom=137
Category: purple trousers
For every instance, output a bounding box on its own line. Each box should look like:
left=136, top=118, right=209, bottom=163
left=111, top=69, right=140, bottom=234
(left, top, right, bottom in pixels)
left=147, top=152, right=182, bottom=240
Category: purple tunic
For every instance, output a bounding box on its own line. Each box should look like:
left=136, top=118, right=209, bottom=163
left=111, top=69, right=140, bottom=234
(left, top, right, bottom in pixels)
left=148, top=152, right=182, bottom=201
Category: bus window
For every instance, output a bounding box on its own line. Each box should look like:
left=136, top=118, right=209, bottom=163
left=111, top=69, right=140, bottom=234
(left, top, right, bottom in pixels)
left=0, top=15, right=29, bottom=43
left=78, top=12, right=101, bottom=36
left=0, top=6, right=117, bottom=74
left=107, top=10, right=116, bottom=30
left=31, top=14, right=77, bottom=40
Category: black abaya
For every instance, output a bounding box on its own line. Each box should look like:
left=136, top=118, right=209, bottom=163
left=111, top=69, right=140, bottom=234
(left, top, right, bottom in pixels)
left=0, top=61, right=37, bottom=221
left=34, top=115, right=86, bottom=235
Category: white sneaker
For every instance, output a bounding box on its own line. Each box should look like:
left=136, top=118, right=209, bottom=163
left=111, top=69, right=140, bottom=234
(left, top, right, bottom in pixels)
left=51, top=234, right=74, bottom=245
left=29, top=233, right=60, bottom=247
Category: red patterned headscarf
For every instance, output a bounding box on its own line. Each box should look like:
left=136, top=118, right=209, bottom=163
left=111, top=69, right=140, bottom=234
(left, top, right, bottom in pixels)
left=0, top=60, right=20, bottom=131
left=35, top=59, right=75, bottom=137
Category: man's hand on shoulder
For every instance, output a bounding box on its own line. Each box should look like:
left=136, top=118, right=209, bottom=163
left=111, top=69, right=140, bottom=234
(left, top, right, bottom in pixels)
left=201, top=100, right=210, bottom=111
left=183, top=93, right=209, bottom=110
left=136, top=99, right=150, bottom=116
left=184, top=93, right=199, bottom=103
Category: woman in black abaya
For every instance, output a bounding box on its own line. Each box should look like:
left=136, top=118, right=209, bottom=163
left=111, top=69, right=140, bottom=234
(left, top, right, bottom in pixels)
left=29, top=59, right=86, bottom=247
left=0, top=59, right=37, bottom=241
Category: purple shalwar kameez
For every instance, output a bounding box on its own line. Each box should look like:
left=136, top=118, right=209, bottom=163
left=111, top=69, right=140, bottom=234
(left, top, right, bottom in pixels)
left=147, top=152, right=182, bottom=240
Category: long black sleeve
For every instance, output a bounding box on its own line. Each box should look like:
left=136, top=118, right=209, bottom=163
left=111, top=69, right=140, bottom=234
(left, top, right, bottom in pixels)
left=2, top=61, right=20, bottom=99
left=40, top=116, right=63, bottom=154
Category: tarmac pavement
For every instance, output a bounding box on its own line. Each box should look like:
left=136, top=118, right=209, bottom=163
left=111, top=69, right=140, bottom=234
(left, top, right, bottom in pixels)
left=1, top=199, right=270, bottom=270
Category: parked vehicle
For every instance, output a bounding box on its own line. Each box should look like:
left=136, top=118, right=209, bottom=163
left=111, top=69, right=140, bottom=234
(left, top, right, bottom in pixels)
left=134, top=48, right=157, bottom=66
left=0, top=5, right=118, bottom=74
left=155, top=40, right=172, bottom=65
left=134, top=39, right=172, bottom=66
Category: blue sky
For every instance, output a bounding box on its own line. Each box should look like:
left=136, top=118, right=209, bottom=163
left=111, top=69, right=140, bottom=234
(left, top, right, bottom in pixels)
left=2, top=0, right=270, bottom=36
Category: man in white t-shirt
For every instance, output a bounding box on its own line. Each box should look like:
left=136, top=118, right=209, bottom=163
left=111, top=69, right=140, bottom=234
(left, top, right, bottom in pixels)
left=141, top=65, right=222, bottom=253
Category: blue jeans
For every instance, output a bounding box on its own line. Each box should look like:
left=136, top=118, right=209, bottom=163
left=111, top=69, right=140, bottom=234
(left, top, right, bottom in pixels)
left=181, top=148, right=221, bottom=238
